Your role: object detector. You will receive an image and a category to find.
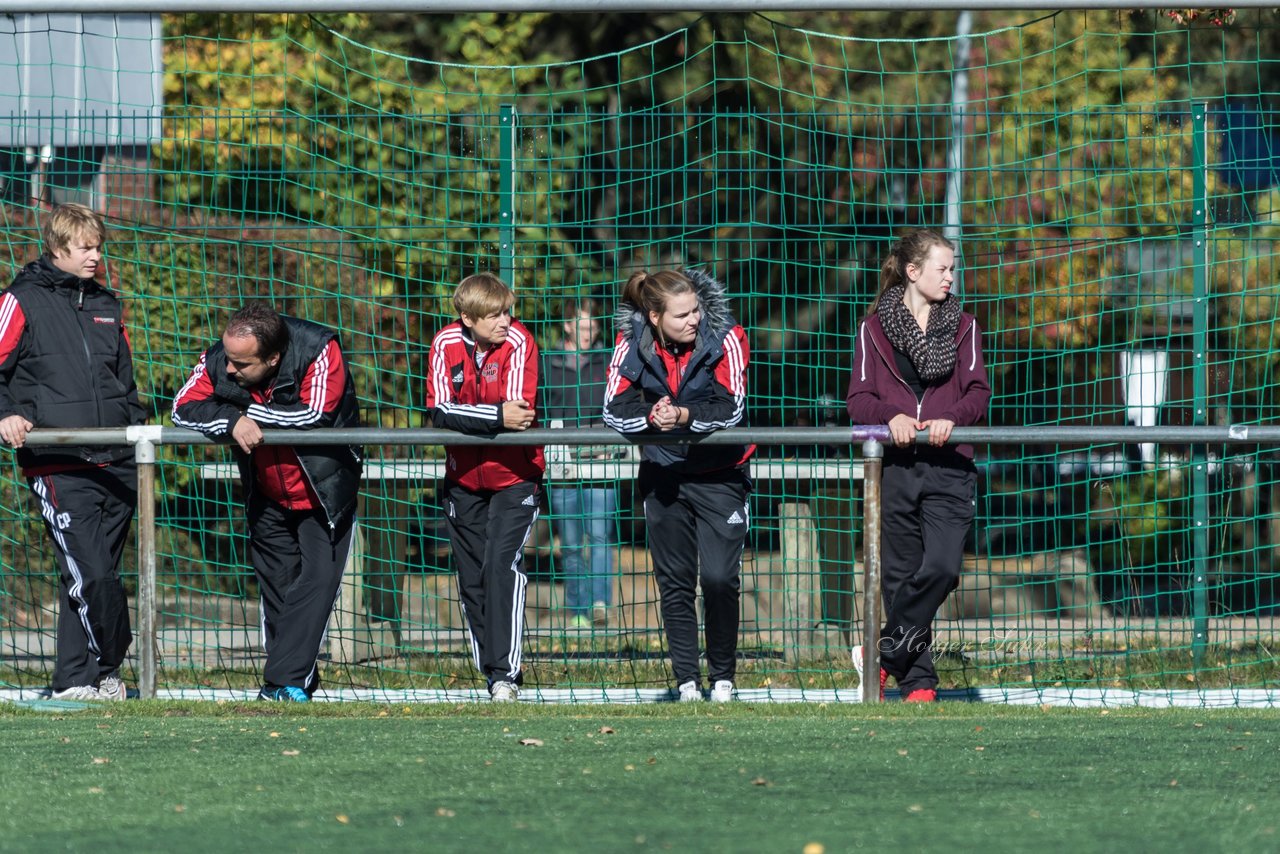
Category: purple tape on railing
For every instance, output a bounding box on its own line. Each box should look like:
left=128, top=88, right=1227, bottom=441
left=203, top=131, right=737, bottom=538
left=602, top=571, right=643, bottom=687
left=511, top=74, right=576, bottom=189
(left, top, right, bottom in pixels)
left=850, top=425, right=892, bottom=443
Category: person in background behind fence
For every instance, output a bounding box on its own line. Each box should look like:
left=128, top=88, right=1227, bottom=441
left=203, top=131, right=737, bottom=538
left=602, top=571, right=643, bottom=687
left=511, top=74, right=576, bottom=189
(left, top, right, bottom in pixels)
left=172, top=302, right=362, bottom=702
left=426, top=272, right=544, bottom=703
left=542, top=297, right=619, bottom=629
left=846, top=228, right=992, bottom=703
left=0, top=203, right=146, bottom=702
left=603, top=268, right=753, bottom=703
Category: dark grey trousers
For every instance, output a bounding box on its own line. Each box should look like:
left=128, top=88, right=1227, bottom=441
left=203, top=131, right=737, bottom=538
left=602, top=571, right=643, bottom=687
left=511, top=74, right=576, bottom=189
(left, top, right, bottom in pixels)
left=878, top=457, right=976, bottom=693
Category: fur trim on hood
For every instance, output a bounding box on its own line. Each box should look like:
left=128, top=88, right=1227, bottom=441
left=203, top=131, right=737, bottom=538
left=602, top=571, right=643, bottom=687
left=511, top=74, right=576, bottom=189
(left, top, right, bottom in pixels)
left=614, top=267, right=734, bottom=345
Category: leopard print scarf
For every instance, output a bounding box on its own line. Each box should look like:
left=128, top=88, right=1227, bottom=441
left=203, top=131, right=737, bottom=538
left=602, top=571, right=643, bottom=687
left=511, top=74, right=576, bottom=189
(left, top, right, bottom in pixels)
left=876, top=283, right=962, bottom=382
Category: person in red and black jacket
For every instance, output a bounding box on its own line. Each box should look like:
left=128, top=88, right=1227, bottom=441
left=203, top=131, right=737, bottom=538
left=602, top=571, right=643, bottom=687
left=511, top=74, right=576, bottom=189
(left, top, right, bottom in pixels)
left=0, top=203, right=146, bottom=702
left=603, top=268, right=753, bottom=704
left=426, top=272, right=544, bottom=703
left=847, top=228, right=992, bottom=703
left=172, top=302, right=362, bottom=702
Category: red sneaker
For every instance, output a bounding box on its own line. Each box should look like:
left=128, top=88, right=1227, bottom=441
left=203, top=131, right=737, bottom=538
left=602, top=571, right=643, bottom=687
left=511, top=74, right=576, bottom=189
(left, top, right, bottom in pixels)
left=904, top=688, right=938, bottom=703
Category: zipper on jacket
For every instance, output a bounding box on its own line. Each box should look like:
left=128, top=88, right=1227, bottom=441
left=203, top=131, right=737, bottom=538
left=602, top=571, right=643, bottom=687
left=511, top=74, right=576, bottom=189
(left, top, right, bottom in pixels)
left=868, top=331, right=925, bottom=453
left=295, top=456, right=336, bottom=531
left=73, top=282, right=106, bottom=438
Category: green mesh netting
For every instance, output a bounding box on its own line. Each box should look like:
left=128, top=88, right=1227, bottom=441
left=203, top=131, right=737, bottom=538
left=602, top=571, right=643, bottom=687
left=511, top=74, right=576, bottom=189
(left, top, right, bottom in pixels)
left=3, top=10, right=1280, bottom=703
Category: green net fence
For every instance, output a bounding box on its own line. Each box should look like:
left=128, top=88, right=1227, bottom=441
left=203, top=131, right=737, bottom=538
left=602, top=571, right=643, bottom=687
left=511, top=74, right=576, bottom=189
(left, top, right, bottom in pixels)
left=4, top=9, right=1280, bottom=703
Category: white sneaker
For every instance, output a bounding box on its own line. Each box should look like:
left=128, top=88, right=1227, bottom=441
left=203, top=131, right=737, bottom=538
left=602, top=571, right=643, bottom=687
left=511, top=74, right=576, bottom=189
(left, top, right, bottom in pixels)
left=709, top=680, right=734, bottom=703
left=852, top=645, right=865, bottom=681
left=51, top=685, right=104, bottom=701
left=490, top=681, right=519, bottom=703
left=97, top=676, right=126, bottom=701
left=677, top=680, right=702, bottom=702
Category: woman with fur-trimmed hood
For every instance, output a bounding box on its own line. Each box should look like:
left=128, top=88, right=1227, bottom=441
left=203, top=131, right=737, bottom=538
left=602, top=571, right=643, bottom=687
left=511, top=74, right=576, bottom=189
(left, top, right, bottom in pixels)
left=604, top=268, right=754, bottom=704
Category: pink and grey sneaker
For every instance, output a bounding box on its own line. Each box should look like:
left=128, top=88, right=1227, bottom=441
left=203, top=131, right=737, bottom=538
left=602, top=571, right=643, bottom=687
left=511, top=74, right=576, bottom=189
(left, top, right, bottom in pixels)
left=851, top=645, right=887, bottom=701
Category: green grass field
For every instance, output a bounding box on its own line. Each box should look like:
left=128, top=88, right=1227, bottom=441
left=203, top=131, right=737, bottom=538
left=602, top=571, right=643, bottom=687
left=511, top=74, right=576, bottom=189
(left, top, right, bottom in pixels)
left=2, top=701, right=1277, bottom=853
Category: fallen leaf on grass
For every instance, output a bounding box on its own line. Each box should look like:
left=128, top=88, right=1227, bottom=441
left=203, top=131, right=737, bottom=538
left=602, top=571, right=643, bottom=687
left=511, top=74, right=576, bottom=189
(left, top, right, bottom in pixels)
left=92, top=757, right=109, bottom=765
left=436, top=808, right=456, bottom=817
left=751, top=777, right=770, bottom=787
left=282, top=750, right=300, bottom=756
left=336, top=815, right=350, bottom=825
left=598, top=726, right=615, bottom=735
left=897, top=749, right=908, bottom=756
left=803, top=844, right=824, bottom=854
left=88, top=787, right=103, bottom=794
left=518, top=738, right=544, bottom=747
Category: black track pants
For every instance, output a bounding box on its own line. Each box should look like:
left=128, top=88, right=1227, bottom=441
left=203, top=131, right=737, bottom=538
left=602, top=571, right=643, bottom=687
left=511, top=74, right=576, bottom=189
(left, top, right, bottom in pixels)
left=248, top=495, right=355, bottom=695
left=641, top=465, right=751, bottom=686
left=31, top=462, right=137, bottom=692
left=442, top=479, right=541, bottom=686
left=878, top=457, right=976, bottom=693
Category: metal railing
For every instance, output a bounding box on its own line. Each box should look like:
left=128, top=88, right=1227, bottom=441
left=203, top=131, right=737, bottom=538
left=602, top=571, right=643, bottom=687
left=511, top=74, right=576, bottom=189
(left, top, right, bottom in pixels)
left=18, top=423, right=1280, bottom=701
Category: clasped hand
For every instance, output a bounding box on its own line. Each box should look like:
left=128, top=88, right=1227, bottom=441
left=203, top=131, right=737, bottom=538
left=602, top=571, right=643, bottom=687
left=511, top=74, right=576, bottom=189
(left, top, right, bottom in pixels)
left=648, top=396, right=681, bottom=431
left=888, top=413, right=955, bottom=447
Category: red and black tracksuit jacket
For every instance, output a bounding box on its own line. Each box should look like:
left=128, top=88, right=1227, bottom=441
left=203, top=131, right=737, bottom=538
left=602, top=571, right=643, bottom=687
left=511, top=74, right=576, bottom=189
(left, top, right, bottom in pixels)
left=425, top=318, right=545, bottom=488
left=171, top=316, right=362, bottom=525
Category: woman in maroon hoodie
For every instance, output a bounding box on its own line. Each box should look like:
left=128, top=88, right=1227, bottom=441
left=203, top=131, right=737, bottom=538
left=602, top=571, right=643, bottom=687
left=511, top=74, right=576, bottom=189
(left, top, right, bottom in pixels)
left=846, top=229, right=991, bottom=702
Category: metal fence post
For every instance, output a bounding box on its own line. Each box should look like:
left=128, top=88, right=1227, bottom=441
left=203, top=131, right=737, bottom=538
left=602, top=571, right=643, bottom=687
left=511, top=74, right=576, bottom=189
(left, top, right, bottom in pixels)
left=135, top=434, right=158, bottom=699
left=860, top=438, right=883, bottom=704
left=1190, top=102, right=1210, bottom=668
left=499, top=103, right=516, bottom=286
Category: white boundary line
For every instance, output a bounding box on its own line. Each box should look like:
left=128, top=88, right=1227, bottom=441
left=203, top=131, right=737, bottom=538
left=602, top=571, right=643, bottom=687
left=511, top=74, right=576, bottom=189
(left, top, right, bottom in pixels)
left=5, top=686, right=1280, bottom=707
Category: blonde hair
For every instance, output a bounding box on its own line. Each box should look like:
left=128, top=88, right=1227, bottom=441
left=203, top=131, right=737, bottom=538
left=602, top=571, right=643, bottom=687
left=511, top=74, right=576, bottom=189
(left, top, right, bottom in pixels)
left=42, top=203, right=106, bottom=258
left=453, top=272, right=515, bottom=319
left=869, top=228, right=954, bottom=313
